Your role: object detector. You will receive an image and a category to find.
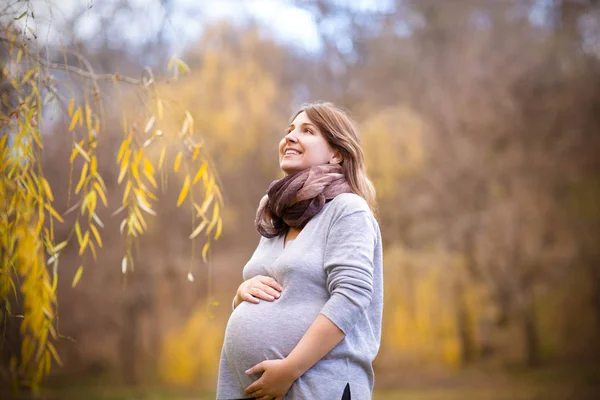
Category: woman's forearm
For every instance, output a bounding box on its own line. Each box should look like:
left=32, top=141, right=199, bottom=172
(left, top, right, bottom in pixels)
left=283, top=314, right=345, bottom=379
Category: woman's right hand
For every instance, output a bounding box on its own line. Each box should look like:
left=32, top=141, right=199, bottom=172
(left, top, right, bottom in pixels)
left=234, top=275, right=283, bottom=308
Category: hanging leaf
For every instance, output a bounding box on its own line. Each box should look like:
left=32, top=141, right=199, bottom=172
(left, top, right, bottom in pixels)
left=189, top=221, right=207, bottom=239
left=79, top=231, right=90, bottom=255
left=69, top=107, right=81, bottom=131
left=93, top=182, right=108, bottom=206
left=75, top=162, right=88, bottom=194
left=202, top=242, right=210, bottom=263
left=68, top=98, right=75, bottom=117
left=52, top=240, right=68, bottom=254
left=177, top=175, right=190, bottom=207
left=173, top=152, right=183, bottom=172
left=41, top=178, right=53, bottom=201
left=44, top=203, right=64, bottom=223
left=144, top=115, right=156, bottom=133
left=72, top=266, right=84, bottom=288
left=73, top=141, right=91, bottom=162
left=193, top=162, right=208, bottom=184
left=215, top=219, right=222, bottom=240
left=158, top=147, right=167, bottom=170
left=90, top=224, right=103, bottom=248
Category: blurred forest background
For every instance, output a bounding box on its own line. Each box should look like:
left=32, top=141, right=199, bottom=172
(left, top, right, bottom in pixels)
left=1, top=0, right=600, bottom=399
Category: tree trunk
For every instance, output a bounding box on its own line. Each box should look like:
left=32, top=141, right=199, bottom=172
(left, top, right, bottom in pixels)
left=120, top=294, right=140, bottom=386
left=454, top=279, right=475, bottom=366
left=522, top=295, right=540, bottom=368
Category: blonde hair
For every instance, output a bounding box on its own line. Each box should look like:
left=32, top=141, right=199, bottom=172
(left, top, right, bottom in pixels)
left=291, top=102, right=377, bottom=213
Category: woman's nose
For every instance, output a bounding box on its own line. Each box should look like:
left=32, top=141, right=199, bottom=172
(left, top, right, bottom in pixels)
left=285, top=131, right=299, bottom=142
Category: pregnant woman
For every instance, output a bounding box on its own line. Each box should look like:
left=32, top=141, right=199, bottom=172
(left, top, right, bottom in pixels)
left=217, top=102, right=383, bottom=400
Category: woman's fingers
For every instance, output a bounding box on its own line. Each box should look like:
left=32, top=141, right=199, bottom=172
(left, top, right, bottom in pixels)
left=249, top=287, right=275, bottom=301
left=241, top=291, right=260, bottom=304
left=260, top=284, right=281, bottom=299
left=260, top=276, right=283, bottom=292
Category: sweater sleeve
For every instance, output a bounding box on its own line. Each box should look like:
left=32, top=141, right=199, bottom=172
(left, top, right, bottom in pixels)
left=319, top=210, right=377, bottom=334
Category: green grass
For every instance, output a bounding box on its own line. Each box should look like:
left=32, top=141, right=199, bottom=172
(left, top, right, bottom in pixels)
left=33, top=385, right=586, bottom=400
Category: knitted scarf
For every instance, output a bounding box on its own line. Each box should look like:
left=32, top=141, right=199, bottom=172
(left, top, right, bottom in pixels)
left=255, top=164, right=351, bottom=238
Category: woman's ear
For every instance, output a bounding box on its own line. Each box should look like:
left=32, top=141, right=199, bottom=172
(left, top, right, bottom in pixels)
left=329, top=150, right=343, bottom=165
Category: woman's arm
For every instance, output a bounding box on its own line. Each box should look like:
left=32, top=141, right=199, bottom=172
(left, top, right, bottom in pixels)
left=282, top=314, right=345, bottom=377
left=244, top=315, right=344, bottom=399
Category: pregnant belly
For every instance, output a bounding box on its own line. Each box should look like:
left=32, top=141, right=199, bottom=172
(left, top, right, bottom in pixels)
left=222, top=298, right=323, bottom=369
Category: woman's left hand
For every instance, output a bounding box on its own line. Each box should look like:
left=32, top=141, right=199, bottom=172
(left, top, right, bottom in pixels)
left=244, top=359, right=298, bottom=400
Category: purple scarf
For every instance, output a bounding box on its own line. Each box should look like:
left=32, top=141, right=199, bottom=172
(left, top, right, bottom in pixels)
left=255, top=164, right=351, bottom=238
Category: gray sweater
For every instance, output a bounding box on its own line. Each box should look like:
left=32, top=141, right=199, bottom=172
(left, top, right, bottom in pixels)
left=217, top=193, right=383, bottom=400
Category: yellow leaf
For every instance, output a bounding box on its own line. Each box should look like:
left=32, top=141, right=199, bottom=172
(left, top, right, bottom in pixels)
left=177, top=176, right=190, bottom=207
left=185, top=111, right=194, bottom=135
left=90, top=224, right=103, bottom=248
left=94, top=182, right=108, bottom=206
left=122, top=256, right=127, bottom=274
left=44, top=203, right=64, bottom=223
left=202, top=242, right=210, bottom=263
left=144, top=115, right=155, bottom=133
left=192, top=145, right=202, bottom=161
left=177, top=59, right=190, bottom=74
left=89, top=241, right=97, bottom=261
left=85, top=104, right=92, bottom=131
left=75, top=162, right=88, bottom=194
left=122, top=181, right=133, bottom=205
left=92, top=212, right=104, bottom=228
left=117, top=160, right=128, bottom=184
left=117, top=137, right=130, bottom=163
left=47, top=342, right=63, bottom=366
left=68, top=98, right=75, bottom=117
left=69, top=107, right=81, bottom=131
left=52, top=240, right=68, bottom=254
left=167, top=56, right=176, bottom=71
left=75, top=220, right=82, bottom=244
left=207, top=203, right=220, bottom=235
left=131, top=163, right=140, bottom=182
left=72, top=266, right=83, bottom=288
left=173, top=152, right=182, bottom=172
left=41, top=177, right=53, bottom=201
left=74, top=141, right=91, bottom=162
left=193, top=162, right=208, bottom=184
left=199, top=192, right=214, bottom=216
left=133, top=206, right=147, bottom=229
left=144, top=170, right=157, bottom=189
left=158, top=148, right=167, bottom=170
left=157, top=98, right=164, bottom=120
left=90, top=156, right=97, bottom=176
left=143, top=158, right=155, bottom=175
left=79, top=231, right=89, bottom=255
left=146, top=190, right=158, bottom=201
left=215, top=218, right=222, bottom=240
left=95, top=172, right=107, bottom=192
left=134, top=148, right=144, bottom=165
left=69, top=147, right=78, bottom=164
left=189, top=221, right=207, bottom=239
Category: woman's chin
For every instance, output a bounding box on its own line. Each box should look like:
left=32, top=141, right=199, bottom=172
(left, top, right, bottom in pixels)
left=280, top=163, right=304, bottom=175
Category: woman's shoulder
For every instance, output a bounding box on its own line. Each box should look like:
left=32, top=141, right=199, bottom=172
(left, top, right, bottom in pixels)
left=327, top=192, right=372, bottom=217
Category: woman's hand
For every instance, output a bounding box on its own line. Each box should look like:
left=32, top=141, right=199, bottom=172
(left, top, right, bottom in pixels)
left=234, top=275, right=283, bottom=308
left=244, top=359, right=299, bottom=400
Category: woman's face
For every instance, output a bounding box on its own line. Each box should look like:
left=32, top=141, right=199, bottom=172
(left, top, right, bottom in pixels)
left=279, top=111, right=340, bottom=175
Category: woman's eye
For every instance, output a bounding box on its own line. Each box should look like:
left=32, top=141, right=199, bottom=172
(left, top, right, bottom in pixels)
left=305, top=129, right=313, bottom=134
